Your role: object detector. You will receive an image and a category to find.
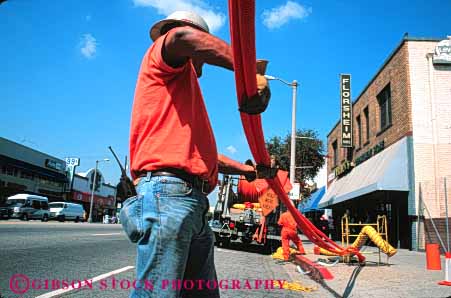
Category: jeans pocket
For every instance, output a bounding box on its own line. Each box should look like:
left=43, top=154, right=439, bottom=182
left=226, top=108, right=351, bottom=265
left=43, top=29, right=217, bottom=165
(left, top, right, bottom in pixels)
left=120, top=195, right=144, bottom=243
left=160, top=178, right=193, bottom=197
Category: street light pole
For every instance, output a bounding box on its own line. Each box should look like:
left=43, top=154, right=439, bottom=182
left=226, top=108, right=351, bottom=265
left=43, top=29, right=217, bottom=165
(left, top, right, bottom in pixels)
left=290, top=80, right=298, bottom=185
left=88, top=158, right=109, bottom=223
left=264, top=75, right=299, bottom=185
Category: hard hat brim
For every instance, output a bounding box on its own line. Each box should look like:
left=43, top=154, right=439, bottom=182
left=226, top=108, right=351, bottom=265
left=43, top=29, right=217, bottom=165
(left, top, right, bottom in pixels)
left=150, top=18, right=209, bottom=41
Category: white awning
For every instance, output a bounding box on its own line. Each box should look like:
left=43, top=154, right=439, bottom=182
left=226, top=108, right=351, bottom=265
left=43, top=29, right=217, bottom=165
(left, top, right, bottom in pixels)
left=318, top=137, right=410, bottom=208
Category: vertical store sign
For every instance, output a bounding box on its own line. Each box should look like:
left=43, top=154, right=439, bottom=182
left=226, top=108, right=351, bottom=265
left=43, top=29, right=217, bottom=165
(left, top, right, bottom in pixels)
left=340, top=74, right=353, bottom=147
left=65, top=157, right=80, bottom=191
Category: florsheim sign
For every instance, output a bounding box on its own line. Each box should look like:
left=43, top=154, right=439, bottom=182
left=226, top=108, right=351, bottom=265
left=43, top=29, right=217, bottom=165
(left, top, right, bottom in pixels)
left=340, top=74, right=352, bottom=147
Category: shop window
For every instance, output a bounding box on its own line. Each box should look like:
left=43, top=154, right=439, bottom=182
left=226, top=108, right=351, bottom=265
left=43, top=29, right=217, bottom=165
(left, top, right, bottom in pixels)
left=2, top=166, right=18, bottom=177
left=20, top=171, right=34, bottom=180
left=332, top=140, right=338, bottom=167
left=377, top=84, right=392, bottom=131
left=356, top=115, right=362, bottom=148
left=347, top=147, right=353, bottom=161
left=364, top=106, right=370, bottom=142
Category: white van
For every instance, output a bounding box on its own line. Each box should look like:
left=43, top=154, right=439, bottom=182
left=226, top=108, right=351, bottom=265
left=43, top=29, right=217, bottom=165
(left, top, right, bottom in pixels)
left=49, top=202, right=84, bottom=222
left=7, top=194, right=50, bottom=221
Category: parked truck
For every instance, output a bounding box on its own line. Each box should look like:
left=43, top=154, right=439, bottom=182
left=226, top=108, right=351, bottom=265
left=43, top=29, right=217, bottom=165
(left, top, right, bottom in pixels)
left=209, top=175, right=282, bottom=253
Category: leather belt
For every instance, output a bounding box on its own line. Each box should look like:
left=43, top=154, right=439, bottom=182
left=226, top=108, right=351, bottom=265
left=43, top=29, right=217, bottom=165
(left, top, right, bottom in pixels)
left=134, top=168, right=210, bottom=194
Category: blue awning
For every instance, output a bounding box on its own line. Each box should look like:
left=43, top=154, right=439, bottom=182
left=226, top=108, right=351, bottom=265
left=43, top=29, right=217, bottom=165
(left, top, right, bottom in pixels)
left=299, top=186, right=326, bottom=213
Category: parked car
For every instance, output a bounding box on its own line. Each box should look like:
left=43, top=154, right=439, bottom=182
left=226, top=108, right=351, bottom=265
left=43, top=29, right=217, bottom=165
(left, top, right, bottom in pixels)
left=0, top=201, right=14, bottom=219
left=49, top=202, right=84, bottom=222
left=7, top=194, right=50, bottom=221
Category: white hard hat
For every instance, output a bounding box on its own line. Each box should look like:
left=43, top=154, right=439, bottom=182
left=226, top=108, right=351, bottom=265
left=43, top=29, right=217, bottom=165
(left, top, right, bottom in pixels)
left=149, top=11, right=210, bottom=41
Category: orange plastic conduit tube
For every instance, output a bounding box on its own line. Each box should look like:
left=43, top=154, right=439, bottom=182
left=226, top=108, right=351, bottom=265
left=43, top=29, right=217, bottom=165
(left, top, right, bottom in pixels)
left=227, top=0, right=364, bottom=262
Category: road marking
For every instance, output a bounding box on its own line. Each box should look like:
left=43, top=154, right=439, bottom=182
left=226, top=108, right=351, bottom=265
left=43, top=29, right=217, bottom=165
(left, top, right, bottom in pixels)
left=216, top=248, right=239, bottom=254
left=90, top=233, right=122, bottom=236
left=35, top=266, right=134, bottom=298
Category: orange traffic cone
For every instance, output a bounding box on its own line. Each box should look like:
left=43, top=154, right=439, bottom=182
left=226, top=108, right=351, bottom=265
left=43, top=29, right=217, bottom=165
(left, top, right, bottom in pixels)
left=438, top=252, right=451, bottom=286
left=426, top=243, right=441, bottom=270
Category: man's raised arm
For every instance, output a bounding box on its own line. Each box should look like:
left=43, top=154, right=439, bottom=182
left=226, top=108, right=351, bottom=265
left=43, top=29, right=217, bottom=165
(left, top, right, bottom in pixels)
left=163, top=26, right=234, bottom=70
left=218, top=154, right=255, bottom=179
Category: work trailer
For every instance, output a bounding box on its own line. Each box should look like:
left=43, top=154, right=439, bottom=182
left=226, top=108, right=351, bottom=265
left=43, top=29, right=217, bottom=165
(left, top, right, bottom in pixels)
left=209, top=175, right=282, bottom=253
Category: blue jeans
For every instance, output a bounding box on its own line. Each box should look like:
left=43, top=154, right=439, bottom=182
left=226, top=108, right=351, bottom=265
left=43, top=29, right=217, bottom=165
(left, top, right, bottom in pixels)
left=120, top=173, right=219, bottom=298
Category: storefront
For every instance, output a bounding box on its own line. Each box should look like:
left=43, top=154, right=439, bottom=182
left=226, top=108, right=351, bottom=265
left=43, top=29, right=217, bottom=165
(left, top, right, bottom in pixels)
left=70, top=169, right=116, bottom=222
left=0, top=137, right=67, bottom=204
left=319, top=36, right=451, bottom=251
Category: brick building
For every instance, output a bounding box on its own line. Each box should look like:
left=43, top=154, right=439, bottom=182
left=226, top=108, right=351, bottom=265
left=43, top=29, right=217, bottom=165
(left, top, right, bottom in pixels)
left=70, top=170, right=116, bottom=222
left=319, top=36, right=451, bottom=251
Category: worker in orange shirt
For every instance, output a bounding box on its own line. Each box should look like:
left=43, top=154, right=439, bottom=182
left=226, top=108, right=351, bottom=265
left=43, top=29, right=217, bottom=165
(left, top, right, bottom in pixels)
left=278, top=209, right=305, bottom=261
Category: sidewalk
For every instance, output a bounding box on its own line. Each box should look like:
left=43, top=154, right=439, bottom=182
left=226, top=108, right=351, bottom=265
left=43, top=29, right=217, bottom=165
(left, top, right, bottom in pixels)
left=278, top=236, right=451, bottom=298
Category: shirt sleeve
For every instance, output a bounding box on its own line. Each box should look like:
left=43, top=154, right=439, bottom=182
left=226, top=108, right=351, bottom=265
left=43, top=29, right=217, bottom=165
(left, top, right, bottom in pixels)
left=149, top=33, right=189, bottom=76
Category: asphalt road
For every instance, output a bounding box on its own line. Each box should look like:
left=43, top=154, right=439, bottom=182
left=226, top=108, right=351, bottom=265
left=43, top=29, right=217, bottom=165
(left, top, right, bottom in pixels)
left=0, top=221, right=301, bottom=298
left=0, top=220, right=134, bottom=298
left=5, top=221, right=447, bottom=298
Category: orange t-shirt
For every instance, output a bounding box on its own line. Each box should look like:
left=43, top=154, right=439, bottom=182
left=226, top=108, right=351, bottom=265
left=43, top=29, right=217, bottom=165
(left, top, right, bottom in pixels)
left=278, top=211, right=298, bottom=231
left=237, top=170, right=292, bottom=203
left=129, top=33, right=218, bottom=190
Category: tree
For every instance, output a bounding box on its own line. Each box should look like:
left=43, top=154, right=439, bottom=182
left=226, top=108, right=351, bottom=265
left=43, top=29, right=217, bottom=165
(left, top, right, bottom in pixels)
left=266, top=129, right=325, bottom=197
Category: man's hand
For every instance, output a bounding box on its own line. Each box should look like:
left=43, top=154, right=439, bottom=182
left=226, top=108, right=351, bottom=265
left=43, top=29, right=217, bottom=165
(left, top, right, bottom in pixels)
left=256, top=74, right=269, bottom=96
left=239, top=74, right=271, bottom=115
left=244, top=170, right=257, bottom=182
left=256, top=59, right=268, bottom=75
left=256, top=164, right=278, bottom=179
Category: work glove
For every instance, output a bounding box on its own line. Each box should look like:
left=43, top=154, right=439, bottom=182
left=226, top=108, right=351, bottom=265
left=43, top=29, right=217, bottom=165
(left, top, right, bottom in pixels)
left=255, top=164, right=278, bottom=179
left=239, top=60, right=271, bottom=115
left=244, top=171, right=257, bottom=182
left=244, top=159, right=257, bottom=182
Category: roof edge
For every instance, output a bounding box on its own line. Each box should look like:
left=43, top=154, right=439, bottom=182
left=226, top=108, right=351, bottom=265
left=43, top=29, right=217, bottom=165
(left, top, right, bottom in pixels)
left=326, top=35, right=445, bottom=139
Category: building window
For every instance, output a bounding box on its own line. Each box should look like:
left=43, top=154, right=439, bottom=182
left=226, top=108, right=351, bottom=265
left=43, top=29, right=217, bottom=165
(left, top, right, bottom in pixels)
left=377, top=84, right=392, bottom=131
left=332, top=140, right=338, bottom=167
left=20, top=171, right=34, bottom=180
left=2, top=166, right=18, bottom=177
left=356, top=115, right=362, bottom=148
left=364, top=106, right=370, bottom=142
left=347, top=148, right=353, bottom=161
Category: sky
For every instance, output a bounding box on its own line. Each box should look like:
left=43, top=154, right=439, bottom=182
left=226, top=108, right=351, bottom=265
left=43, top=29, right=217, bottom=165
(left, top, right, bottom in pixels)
left=1, top=0, right=450, bottom=186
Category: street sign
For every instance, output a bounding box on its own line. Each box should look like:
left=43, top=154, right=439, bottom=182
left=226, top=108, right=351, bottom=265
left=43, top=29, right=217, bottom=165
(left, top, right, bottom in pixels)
left=65, top=157, right=80, bottom=192
left=289, top=182, right=300, bottom=201
left=65, top=157, right=80, bottom=166
left=258, top=189, right=279, bottom=216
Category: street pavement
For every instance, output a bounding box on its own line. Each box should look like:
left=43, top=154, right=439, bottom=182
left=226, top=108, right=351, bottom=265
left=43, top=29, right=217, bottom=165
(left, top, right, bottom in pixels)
left=281, top=237, right=451, bottom=298
left=0, top=221, right=450, bottom=298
